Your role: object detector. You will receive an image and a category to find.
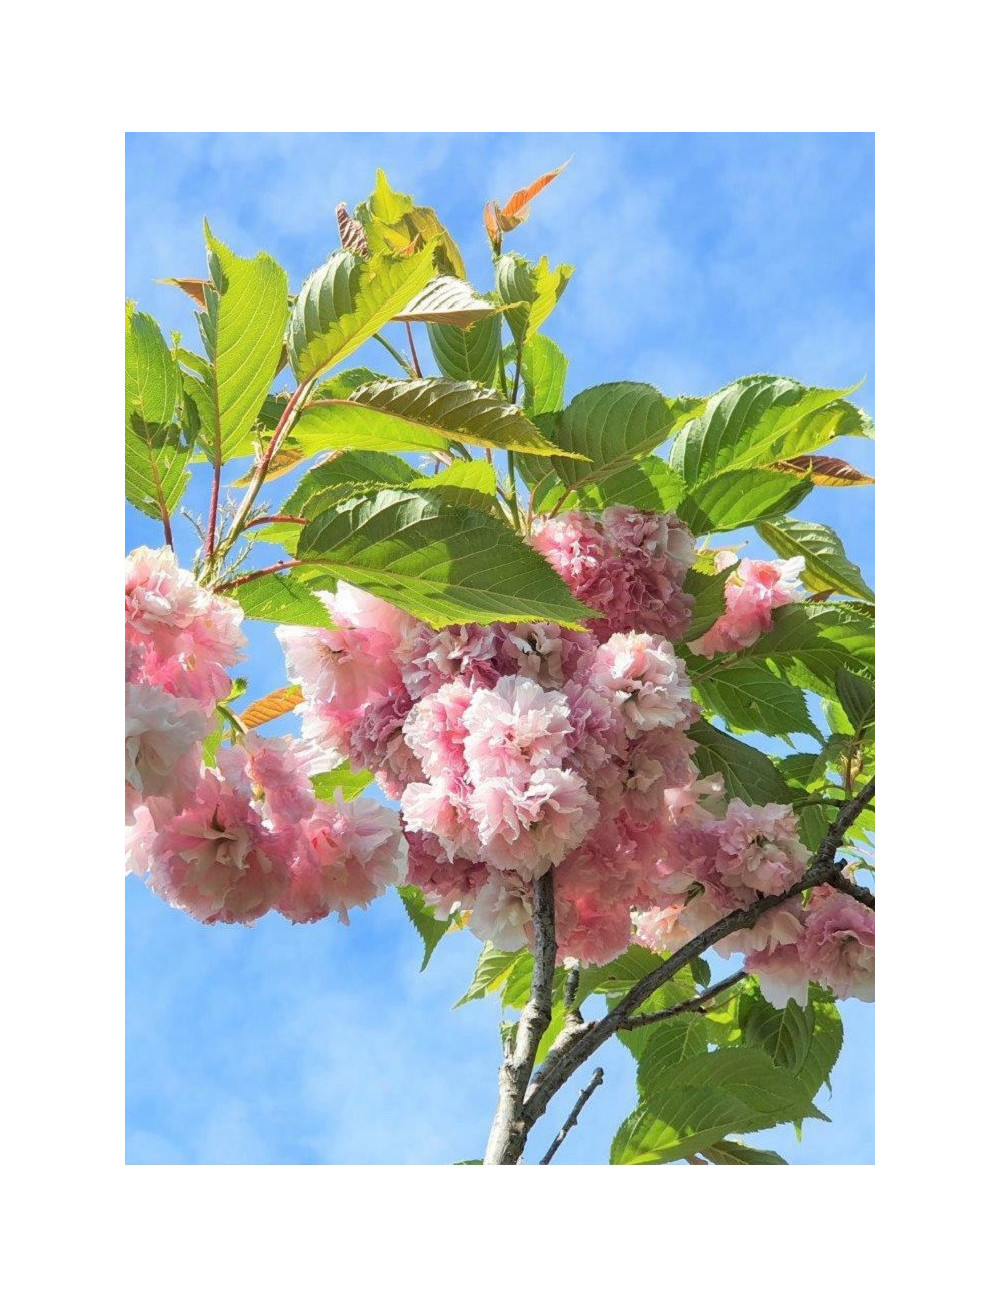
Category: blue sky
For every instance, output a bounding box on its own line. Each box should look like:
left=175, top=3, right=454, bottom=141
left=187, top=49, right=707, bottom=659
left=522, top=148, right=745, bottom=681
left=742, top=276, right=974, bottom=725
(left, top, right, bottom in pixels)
left=125, top=132, right=874, bottom=1165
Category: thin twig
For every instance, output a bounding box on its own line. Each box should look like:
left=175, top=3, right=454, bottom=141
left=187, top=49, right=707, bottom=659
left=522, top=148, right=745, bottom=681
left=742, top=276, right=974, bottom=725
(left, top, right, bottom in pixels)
left=539, top=1069, right=604, bottom=1165
left=619, top=970, right=748, bottom=1032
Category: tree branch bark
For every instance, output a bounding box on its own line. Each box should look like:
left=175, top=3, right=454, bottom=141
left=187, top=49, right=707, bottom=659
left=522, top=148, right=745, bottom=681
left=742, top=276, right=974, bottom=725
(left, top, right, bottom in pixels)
left=482, top=872, right=558, bottom=1164
left=539, top=1069, right=604, bottom=1165
left=618, top=970, right=747, bottom=1032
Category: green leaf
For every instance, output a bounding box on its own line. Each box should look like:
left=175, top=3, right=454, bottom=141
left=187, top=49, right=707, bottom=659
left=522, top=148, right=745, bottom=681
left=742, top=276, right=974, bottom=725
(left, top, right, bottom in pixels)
left=757, top=517, right=874, bottom=602
left=688, top=719, right=793, bottom=805
left=543, top=383, right=703, bottom=489
left=496, top=253, right=572, bottom=347
left=695, top=663, right=822, bottom=741
left=297, top=490, right=595, bottom=629
left=563, top=459, right=688, bottom=514
left=701, top=1139, right=787, bottom=1164
left=396, top=276, right=498, bottom=328
left=517, top=334, right=568, bottom=417
left=126, top=303, right=180, bottom=427
left=125, top=306, right=189, bottom=521
left=232, top=573, right=332, bottom=626
left=677, top=467, right=813, bottom=533
left=398, top=885, right=451, bottom=971
left=454, top=943, right=528, bottom=1007
left=739, top=984, right=844, bottom=1099
left=740, top=990, right=815, bottom=1074
left=311, top=763, right=373, bottom=801
left=357, top=169, right=465, bottom=277
left=409, top=460, right=499, bottom=513
left=611, top=1046, right=827, bottom=1165
left=733, top=604, right=875, bottom=696
left=836, top=668, right=876, bottom=733
left=683, top=561, right=738, bottom=642
left=198, top=227, right=289, bottom=463
left=288, top=245, right=437, bottom=383
left=283, top=450, right=419, bottom=518
left=301, top=378, right=573, bottom=458
left=428, top=316, right=502, bottom=385
left=669, top=376, right=868, bottom=485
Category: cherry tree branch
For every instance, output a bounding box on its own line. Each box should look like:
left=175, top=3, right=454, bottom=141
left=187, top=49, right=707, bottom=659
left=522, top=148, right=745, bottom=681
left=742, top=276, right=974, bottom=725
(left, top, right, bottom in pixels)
left=539, top=1069, right=604, bottom=1165
left=483, top=872, right=557, bottom=1164
left=520, top=778, right=875, bottom=1132
left=828, top=873, right=876, bottom=910
left=618, top=970, right=747, bottom=1032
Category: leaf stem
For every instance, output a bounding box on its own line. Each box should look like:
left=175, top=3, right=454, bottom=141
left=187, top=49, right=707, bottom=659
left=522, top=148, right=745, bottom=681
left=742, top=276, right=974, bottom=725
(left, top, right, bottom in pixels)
left=242, top=515, right=308, bottom=529
left=373, top=332, right=416, bottom=378
left=215, top=379, right=313, bottom=575
left=205, top=457, right=222, bottom=564
left=404, top=321, right=423, bottom=378
left=216, top=559, right=301, bottom=592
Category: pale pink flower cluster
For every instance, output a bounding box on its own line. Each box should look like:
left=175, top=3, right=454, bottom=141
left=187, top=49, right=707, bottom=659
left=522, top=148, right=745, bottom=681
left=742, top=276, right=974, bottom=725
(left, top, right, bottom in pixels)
left=531, top=507, right=695, bottom=639
left=126, top=548, right=404, bottom=925
left=276, top=511, right=706, bottom=965
left=125, top=546, right=246, bottom=820
left=632, top=786, right=874, bottom=1004
left=689, top=553, right=806, bottom=656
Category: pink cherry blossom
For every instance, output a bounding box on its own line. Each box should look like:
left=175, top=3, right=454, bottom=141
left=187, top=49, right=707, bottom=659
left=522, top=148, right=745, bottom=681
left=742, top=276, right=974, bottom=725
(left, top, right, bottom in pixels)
left=468, top=875, right=534, bottom=952
left=470, top=768, right=598, bottom=878
left=125, top=682, right=209, bottom=818
left=404, top=830, right=489, bottom=918
left=531, top=508, right=694, bottom=638
left=403, top=680, right=475, bottom=780
left=462, top=676, right=572, bottom=784
left=396, top=622, right=502, bottom=696
left=148, top=770, right=292, bottom=924
left=346, top=686, right=423, bottom=799
left=323, top=581, right=415, bottom=647
left=689, top=556, right=805, bottom=657
left=798, top=884, right=875, bottom=1001
left=400, top=773, right=482, bottom=863
left=218, top=734, right=317, bottom=829
left=279, top=795, right=404, bottom=924
left=744, top=944, right=812, bottom=1010
left=581, top=632, right=695, bottom=737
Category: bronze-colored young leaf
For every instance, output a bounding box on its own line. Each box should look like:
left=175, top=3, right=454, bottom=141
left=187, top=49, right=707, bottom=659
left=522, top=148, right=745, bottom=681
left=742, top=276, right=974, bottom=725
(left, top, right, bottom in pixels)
left=484, top=160, right=569, bottom=252
left=240, top=686, right=304, bottom=729
left=771, top=454, right=875, bottom=486
left=336, top=201, right=370, bottom=257
left=158, top=277, right=210, bottom=308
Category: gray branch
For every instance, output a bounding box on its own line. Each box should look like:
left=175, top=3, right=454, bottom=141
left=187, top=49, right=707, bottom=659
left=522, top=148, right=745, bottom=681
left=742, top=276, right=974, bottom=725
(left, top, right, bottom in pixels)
left=521, top=778, right=875, bottom=1131
left=828, top=871, right=875, bottom=910
left=539, top=1068, right=604, bottom=1165
left=482, top=871, right=558, bottom=1164
left=619, top=969, right=747, bottom=1032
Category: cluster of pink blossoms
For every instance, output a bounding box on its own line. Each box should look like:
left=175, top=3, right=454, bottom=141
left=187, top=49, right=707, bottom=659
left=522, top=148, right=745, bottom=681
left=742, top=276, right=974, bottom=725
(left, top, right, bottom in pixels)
left=125, top=547, right=404, bottom=925
left=274, top=506, right=874, bottom=1004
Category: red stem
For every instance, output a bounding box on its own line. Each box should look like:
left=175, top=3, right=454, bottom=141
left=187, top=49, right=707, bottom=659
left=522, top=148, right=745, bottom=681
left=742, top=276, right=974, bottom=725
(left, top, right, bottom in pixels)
left=243, top=515, right=308, bottom=528
left=404, top=321, right=423, bottom=378
left=216, top=559, right=302, bottom=592
left=205, top=459, right=221, bottom=562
